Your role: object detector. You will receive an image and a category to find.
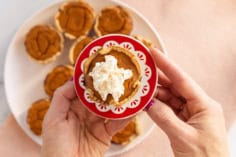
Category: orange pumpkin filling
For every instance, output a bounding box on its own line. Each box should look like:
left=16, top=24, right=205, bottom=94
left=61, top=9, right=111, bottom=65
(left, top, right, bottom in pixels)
left=44, top=65, right=73, bottom=97
left=83, top=46, right=141, bottom=105
left=69, top=36, right=94, bottom=64
left=24, top=25, right=62, bottom=63
left=27, top=99, right=50, bottom=135
left=112, top=119, right=139, bottom=144
left=56, top=1, right=95, bottom=39
left=95, top=6, right=133, bottom=36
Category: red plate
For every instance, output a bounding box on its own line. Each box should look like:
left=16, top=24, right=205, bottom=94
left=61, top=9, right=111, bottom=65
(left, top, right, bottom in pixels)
left=74, top=34, right=157, bottom=119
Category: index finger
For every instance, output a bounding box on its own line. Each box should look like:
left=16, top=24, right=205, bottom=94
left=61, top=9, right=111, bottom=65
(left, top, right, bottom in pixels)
left=150, top=48, right=206, bottom=101
left=45, top=81, right=77, bottom=123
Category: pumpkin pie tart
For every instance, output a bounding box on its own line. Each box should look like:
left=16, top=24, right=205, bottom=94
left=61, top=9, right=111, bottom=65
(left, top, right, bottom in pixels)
left=55, top=1, right=95, bottom=39
left=112, top=118, right=140, bottom=145
left=83, top=46, right=141, bottom=106
left=24, top=25, right=63, bottom=63
left=69, top=36, right=95, bottom=65
left=44, top=65, right=74, bottom=97
left=94, top=6, right=133, bottom=36
left=132, top=35, right=153, bottom=48
left=27, top=99, right=50, bottom=135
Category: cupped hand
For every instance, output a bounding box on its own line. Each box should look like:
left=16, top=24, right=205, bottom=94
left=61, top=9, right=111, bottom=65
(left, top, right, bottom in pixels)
left=41, top=81, right=131, bottom=157
left=147, top=48, right=229, bottom=157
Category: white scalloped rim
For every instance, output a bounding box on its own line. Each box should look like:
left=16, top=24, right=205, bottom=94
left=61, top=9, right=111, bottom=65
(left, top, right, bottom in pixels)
left=79, top=41, right=152, bottom=114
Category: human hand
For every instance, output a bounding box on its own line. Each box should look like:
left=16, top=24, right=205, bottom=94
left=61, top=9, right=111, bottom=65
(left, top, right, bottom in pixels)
left=41, top=81, right=131, bottom=157
left=146, top=48, right=229, bottom=157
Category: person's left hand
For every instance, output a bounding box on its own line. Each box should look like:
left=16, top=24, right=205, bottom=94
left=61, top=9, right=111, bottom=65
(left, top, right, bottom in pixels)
left=41, top=81, right=131, bottom=157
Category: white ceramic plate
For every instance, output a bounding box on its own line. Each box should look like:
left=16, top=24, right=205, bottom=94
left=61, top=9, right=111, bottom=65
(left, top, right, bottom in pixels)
left=4, top=0, right=166, bottom=156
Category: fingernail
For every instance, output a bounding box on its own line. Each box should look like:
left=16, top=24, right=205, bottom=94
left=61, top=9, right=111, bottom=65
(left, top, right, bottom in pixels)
left=144, top=99, right=155, bottom=111
left=69, top=77, right=74, bottom=81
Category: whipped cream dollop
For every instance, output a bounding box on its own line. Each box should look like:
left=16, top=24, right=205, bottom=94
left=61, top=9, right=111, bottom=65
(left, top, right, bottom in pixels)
left=89, top=55, right=133, bottom=102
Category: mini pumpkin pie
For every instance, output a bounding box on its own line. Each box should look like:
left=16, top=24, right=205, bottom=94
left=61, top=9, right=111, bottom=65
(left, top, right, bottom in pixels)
left=69, top=36, right=95, bottom=65
left=94, top=6, right=133, bottom=36
left=55, top=1, right=95, bottom=39
left=83, top=46, right=141, bottom=105
left=27, top=99, right=50, bottom=135
left=24, top=25, right=63, bottom=63
left=44, top=65, right=74, bottom=97
left=112, top=118, right=140, bottom=145
left=132, top=35, right=153, bottom=48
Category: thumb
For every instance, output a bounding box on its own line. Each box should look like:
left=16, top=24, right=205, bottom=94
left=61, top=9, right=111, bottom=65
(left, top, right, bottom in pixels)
left=146, top=99, right=195, bottom=139
left=45, top=81, right=77, bottom=123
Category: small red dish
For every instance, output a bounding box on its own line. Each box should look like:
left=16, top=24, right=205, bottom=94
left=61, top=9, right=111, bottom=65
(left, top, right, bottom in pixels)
left=74, top=34, right=157, bottom=119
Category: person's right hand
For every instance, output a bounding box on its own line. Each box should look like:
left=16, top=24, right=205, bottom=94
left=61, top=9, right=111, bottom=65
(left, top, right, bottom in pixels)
left=147, top=48, right=229, bottom=157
